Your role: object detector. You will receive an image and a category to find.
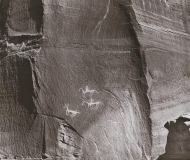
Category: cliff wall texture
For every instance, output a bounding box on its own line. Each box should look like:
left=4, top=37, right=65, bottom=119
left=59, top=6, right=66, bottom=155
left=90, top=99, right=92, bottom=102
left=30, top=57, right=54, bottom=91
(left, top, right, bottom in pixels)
left=0, top=0, right=189, bottom=159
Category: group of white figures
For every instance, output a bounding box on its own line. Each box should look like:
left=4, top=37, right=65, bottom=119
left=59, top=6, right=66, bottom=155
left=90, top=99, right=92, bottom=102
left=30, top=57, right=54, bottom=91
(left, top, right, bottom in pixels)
left=63, top=86, right=103, bottom=118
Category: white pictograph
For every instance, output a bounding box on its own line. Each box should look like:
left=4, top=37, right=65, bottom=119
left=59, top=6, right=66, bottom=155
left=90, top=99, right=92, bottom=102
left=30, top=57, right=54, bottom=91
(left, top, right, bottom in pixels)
left=82, top=98, right=102, bottom=110
left=64, top=104, right=80, bottom=117
left=79, top=86, right=98, bottom=98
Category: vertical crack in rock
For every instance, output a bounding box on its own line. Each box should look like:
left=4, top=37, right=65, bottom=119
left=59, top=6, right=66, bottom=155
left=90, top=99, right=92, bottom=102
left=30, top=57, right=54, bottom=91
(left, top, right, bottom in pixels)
left=158, top=115, right=190, bottom=160
left=42, top=120, right=48, bottom=159
left=32, top=70, right=40, bottom=90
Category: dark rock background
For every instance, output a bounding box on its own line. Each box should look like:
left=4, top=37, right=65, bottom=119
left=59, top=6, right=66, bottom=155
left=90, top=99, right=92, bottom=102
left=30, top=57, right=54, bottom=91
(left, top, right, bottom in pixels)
left=0, top=0, right=189, bottom=159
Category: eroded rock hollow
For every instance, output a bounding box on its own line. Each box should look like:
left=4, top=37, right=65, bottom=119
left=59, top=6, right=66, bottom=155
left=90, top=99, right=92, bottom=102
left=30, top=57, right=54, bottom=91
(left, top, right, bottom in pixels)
left=0, top=0, right=190, bottom=159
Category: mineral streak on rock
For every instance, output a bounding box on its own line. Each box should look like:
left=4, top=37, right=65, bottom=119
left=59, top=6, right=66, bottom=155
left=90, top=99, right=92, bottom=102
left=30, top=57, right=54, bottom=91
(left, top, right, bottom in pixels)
left=0, top=0, right=190, bottom=159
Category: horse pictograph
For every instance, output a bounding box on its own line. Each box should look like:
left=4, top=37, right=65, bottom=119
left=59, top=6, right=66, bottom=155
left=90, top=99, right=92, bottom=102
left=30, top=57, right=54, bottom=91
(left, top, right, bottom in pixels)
left=82, top=98, right=102, bottom=110
left=79, top=86, right=98, bottom=98
left=64, top=104, right=80, bottom=117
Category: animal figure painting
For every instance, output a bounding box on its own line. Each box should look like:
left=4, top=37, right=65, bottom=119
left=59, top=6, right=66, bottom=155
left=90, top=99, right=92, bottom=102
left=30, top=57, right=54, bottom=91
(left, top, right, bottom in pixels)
left=82, top=98, right=102, bottom=110
left=64, top=104, right=80, bottom=117
left=79, top=86, right=98, bottom=98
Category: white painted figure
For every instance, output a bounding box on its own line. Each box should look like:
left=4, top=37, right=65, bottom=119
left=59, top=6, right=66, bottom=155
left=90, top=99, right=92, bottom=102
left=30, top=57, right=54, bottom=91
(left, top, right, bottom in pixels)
left=64, top=104, right=80, bottom=117
left=82, top=98, right=102, bottom=110
left=79, top=86, right=98, bottom=98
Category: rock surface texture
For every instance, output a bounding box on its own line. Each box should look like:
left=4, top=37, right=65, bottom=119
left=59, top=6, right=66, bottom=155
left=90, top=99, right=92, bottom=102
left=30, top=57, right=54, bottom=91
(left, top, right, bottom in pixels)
left=0, top=0, right=190, bottom=159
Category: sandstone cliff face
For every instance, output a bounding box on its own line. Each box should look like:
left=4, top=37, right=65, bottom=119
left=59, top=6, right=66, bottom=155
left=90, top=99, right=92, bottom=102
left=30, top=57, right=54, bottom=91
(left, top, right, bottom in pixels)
left=131, top=0, right=190, bottom=159
left=0, top=0, right=189, bottom=159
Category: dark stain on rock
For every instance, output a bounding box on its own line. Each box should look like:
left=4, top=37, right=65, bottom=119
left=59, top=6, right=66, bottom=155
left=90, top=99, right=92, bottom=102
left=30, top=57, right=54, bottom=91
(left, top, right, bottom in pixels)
left=0, top=0, right=10, bottom=36
left=17, top=56, right=37, bottom=114
left=29, top=0, right=44, bottom=33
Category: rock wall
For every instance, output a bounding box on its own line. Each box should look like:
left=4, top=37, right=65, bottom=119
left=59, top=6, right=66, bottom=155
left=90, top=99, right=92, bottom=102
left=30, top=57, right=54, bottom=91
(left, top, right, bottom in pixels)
left=131, top=0, right=190, bottom=159
left=0, top=0, right=189, bottom=159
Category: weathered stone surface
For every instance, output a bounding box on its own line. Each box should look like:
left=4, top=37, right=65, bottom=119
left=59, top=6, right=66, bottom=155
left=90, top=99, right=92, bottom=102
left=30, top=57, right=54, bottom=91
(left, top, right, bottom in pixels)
left=132, top=0, right=190, bottom=159
left=0, top=0, right=190, bottom=159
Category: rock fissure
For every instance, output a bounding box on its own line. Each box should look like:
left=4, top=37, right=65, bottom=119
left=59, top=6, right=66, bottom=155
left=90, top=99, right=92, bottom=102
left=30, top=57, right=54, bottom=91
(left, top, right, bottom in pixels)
left=36, top=113, right=84, bottom=138
left=0, top=0, right=190, bottom=159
